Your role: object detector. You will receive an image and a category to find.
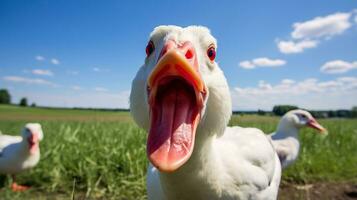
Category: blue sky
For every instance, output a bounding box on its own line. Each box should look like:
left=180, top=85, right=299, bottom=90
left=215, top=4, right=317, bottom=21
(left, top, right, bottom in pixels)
left=1, top=1, right=357, bottom=110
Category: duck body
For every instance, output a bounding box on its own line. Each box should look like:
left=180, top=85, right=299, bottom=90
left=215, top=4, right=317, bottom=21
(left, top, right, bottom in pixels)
left=0, top=135, right=40, bottom=174
left=148, top=127, right=281, bottom=200
left=0, top=123, right=43, bottom=191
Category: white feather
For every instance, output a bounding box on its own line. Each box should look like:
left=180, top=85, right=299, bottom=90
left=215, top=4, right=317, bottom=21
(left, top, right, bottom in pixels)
left=269, top=109, right=324, bottom=169
left=131, top=25, right=281, bottom=200
left=0, top=123, right=43, bottom=175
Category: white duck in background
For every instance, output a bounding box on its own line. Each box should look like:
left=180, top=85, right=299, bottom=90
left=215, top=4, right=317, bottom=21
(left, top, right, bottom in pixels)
left=0, top=123, right=43, bottom=191
left=269, top=109, right=327, bottom=169
left=130, top=25, right=281, bottom=200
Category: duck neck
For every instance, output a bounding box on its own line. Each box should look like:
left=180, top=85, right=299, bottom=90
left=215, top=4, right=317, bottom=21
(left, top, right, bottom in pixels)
left=187, top=129, right=217, bottom=170
left=273, top=119, right=300, bottom=157
left=274, top=119, right=299, bottom=140
left=19, top=137, right=38, bottom=156
left=159, top=129, right=220, bottom=197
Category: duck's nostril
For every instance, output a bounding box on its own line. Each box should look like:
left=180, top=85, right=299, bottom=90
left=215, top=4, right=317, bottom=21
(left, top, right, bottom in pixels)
left=185, top=50, right=193, bottom=59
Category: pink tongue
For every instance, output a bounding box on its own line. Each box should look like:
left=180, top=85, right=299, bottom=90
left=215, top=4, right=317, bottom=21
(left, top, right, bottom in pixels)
left=147, top=82, right=197, bottom=171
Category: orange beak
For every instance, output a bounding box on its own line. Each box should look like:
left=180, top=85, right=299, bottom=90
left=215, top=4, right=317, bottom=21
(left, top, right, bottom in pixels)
left=147, top=47, right=205, bottom=105
left=146, top=41, right=206, bottom=172
left=28, top=132, right=39, bottom=154
left=307, top=118, right=328, bottom=134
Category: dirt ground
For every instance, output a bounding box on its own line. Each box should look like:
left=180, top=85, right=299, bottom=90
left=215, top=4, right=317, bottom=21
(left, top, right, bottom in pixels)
left=1, top=182, right=357, bottom=199
left=278, top=182, right=357, bottom=200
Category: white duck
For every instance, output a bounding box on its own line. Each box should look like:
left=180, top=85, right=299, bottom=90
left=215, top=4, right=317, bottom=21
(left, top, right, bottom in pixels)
left=0, top=123, right=43, bottom=191
left=130, top=25, right=281, bottom=200
left=269, top=109, right=327, bottom=169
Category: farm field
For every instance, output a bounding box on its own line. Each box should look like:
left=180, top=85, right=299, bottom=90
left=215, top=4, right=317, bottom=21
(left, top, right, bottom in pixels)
left=0, top=105, right=356, bottom=199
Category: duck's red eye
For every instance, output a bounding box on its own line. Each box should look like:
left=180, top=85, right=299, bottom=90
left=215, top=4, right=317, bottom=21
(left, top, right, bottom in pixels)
left=207, top=46, right=216, bottom=61
left=146, top=41, right=155, bottom=57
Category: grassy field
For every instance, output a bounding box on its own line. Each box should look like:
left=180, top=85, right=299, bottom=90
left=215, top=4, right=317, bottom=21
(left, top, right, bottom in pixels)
left=0, top=105, right=357, bottom=199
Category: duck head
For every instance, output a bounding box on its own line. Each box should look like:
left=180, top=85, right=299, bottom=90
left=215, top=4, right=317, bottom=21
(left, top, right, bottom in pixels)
left=22, top=123, right=44, bottom=154
left=281, top=109, right=327, bottom=134
left=130, top=26, right=232, bottom=172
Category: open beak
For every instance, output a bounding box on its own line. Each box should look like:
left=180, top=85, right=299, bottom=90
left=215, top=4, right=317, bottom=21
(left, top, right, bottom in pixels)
left=307, top=118, right=328, bottom=135
left=28, top=133, right=39, bottom=154
left=146, top=41, right=206, bottom=172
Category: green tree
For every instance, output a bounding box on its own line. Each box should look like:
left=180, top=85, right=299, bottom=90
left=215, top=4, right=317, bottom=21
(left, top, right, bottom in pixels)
left=19, top=97, right=28, bottom=107
left=31, top=103, right=37, bottom=107
left=0, top=89, right=11, bottom=104
left=272, top=105, right=298, bottom=116
left=257, top=109, right=266, bottom=116
left=336, top=110, right=350, bottom=118
left=352, top=106, right=357, bottom=118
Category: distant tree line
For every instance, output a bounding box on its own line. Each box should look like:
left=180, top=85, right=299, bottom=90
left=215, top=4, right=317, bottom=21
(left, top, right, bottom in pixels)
left=271, top=105, right=357, bottom=118
left=233, top=105, right=357, bottom=118
left=0, top=88, right=33, bottom=107
left=309, top=107, right=357, bottom=118
left=272, top=105, right=299, bottom=116
left=272, top=105, right=357, bottom=118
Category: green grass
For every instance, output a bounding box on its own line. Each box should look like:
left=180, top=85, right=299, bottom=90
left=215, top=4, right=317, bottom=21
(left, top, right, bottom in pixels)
left=0, top=105, right=357, bottom=199
left=231, top=114, right=357, bottom=183
left=0, top=105, right=132, bottom=122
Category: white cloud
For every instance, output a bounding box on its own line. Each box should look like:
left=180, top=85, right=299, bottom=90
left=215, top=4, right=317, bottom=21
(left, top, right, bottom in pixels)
left=93, top=67, right=110, bottom=72
left=31, top=69, right=54, bottom=76
left=239, top=57, right=286, bottom=69
left=3, top=76, right=58, bottom=87
left=92, top=67, right=110, bottom=73
left=94, top=87, right=109, bottom=92
left=239, top=61, right=255, bottom=69
left=252, top=58, right=286, bottom=67
left=258, top=80, right=273, bottom=90
left=231, top=77, right=357, bottom=110
left=338, top=76, right=357, bottom=83
left=292, top=12, right=352, bottom=39
left=281, top=79, right=295, bottom=85
left=51, top=58, right=60, bottom=65
left=320, top=60, right=357, bottom=74
left=277, top=39, right=318, bottom=54
left=35, top=55, right=45, bottom=61
left=355, top=15, right=357, bottom=23
left=317, top=80, right=342, bottom=88
left=71, top=86, right=82, bottom=90
left=278, top=11, right=354, bottom=54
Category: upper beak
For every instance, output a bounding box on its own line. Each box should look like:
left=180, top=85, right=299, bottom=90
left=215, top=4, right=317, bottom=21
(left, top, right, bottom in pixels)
left=307, top=118, right=328, bottom=134
left=147, top=42, right=206, bottom=106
